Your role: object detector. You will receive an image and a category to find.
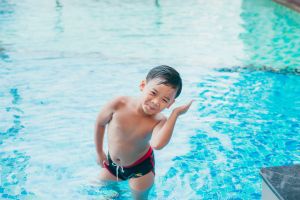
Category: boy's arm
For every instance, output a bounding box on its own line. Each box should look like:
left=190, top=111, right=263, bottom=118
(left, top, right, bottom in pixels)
left=150, top=100, right=193, bottom=150
left=94, top=97, right=122, bottom=167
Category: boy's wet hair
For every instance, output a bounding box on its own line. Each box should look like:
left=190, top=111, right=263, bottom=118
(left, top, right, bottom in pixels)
left=146, top=65, right=182, bottom=98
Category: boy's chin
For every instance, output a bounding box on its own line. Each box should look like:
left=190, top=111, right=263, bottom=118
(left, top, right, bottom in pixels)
left=143, top=109, right=155, bottom=115
left=142, top=107, right=159, bottom=115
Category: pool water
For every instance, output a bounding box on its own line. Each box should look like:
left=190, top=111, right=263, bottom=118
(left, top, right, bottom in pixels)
left=1, top=0, right=300, bottom=199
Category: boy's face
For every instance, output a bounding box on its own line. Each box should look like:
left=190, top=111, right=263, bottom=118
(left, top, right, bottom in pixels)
left=140, top=78, right=177, bottom=115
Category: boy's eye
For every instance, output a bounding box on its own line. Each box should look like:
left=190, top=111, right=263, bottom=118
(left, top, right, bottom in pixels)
left=163, top=99, right=168, bottom=103
left=150, top=91, right=156, bottom=95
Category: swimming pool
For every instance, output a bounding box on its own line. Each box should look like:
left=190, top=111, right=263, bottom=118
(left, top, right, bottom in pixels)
left=1, top=0, right=299, bottom=199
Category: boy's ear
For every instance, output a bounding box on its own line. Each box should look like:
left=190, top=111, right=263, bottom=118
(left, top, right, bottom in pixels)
left=167, top=99, right=175, bottom=108
left=140, top=80, right=146, bottom=91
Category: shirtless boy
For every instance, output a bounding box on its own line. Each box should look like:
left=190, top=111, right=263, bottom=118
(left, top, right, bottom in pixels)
left=94, top=65, right=192, bottom=200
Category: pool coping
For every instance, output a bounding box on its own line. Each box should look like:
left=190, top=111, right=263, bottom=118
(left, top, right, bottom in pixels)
left=260, top=165, right=300, bottom=200
left=273, top=0, right=300, bottom=13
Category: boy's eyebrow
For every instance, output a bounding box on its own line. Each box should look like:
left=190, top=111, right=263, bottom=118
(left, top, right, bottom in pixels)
left=153, top=89, right=170, bottom=101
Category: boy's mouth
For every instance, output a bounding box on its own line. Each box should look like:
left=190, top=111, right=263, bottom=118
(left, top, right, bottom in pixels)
left=145, top=104, right=157, bottom=112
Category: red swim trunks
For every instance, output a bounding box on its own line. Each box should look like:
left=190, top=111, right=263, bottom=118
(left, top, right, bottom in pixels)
left=104, top=147, right=155, bottom=180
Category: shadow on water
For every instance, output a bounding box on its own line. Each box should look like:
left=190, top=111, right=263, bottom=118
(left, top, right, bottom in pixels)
left=0, top=88, right=34, bottom=198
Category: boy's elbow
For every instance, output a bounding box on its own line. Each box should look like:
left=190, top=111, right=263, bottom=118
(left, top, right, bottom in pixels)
left=150, top=141, right=164, bottom=150
left=152, top=145, right=163, bottom=150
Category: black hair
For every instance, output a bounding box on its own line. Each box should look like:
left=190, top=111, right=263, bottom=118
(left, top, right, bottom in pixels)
left=146, top=65, right=182, bottom=98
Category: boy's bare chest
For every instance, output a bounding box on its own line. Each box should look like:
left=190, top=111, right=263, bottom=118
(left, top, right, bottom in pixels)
left=110, top=109, right=156, bottom=137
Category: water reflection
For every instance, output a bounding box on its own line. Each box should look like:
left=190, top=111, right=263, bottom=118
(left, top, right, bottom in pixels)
left=0, top=42, right=10, bottom=62
left=0, top=1, right=15, bottom=63
left=155, top=0, right=160, bottom=8
left=0, top=88, right=32, bottom=198
left=160, top=70, right=300, bottom=199
left=54, top=0, right=64, bottom=34
left=1, top=88, right=24, bottom=143
left=0, top=151, right=33, bottom=199
left=240, top=0, right=300, bottom=71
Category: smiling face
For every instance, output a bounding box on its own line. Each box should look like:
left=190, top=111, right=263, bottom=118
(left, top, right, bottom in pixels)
left=139, top=78, right=177, bottom=115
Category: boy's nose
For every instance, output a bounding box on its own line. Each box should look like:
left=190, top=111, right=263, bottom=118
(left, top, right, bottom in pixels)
left=151, top=98, right=160, bottom=106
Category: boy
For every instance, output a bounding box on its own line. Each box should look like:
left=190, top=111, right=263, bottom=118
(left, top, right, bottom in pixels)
left=94, top=65, right=192, bottom=200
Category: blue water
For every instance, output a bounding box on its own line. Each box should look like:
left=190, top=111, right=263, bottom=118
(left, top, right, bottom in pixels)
left=1, top=0, right=300, bottom=199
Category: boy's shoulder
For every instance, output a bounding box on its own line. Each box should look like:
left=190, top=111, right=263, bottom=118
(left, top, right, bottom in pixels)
left=112, top=96, right=130, bottom=103
left=108, top=96, right=132, bottom=109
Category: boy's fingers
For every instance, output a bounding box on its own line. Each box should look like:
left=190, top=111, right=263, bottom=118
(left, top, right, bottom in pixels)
left=182, top=100, right=193, bottom=112
left=186, top=100, right=193, bottom=108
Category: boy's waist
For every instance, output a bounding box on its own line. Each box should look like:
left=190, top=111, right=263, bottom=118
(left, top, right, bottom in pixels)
left=108, top=147, right=153, bottom=168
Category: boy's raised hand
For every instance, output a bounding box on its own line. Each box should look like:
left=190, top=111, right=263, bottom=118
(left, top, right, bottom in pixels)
left=173, top=100, right=193, bottom=116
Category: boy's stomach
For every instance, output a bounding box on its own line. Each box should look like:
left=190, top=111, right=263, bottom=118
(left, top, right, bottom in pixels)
left=107, top=142, right=151, bottom=167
